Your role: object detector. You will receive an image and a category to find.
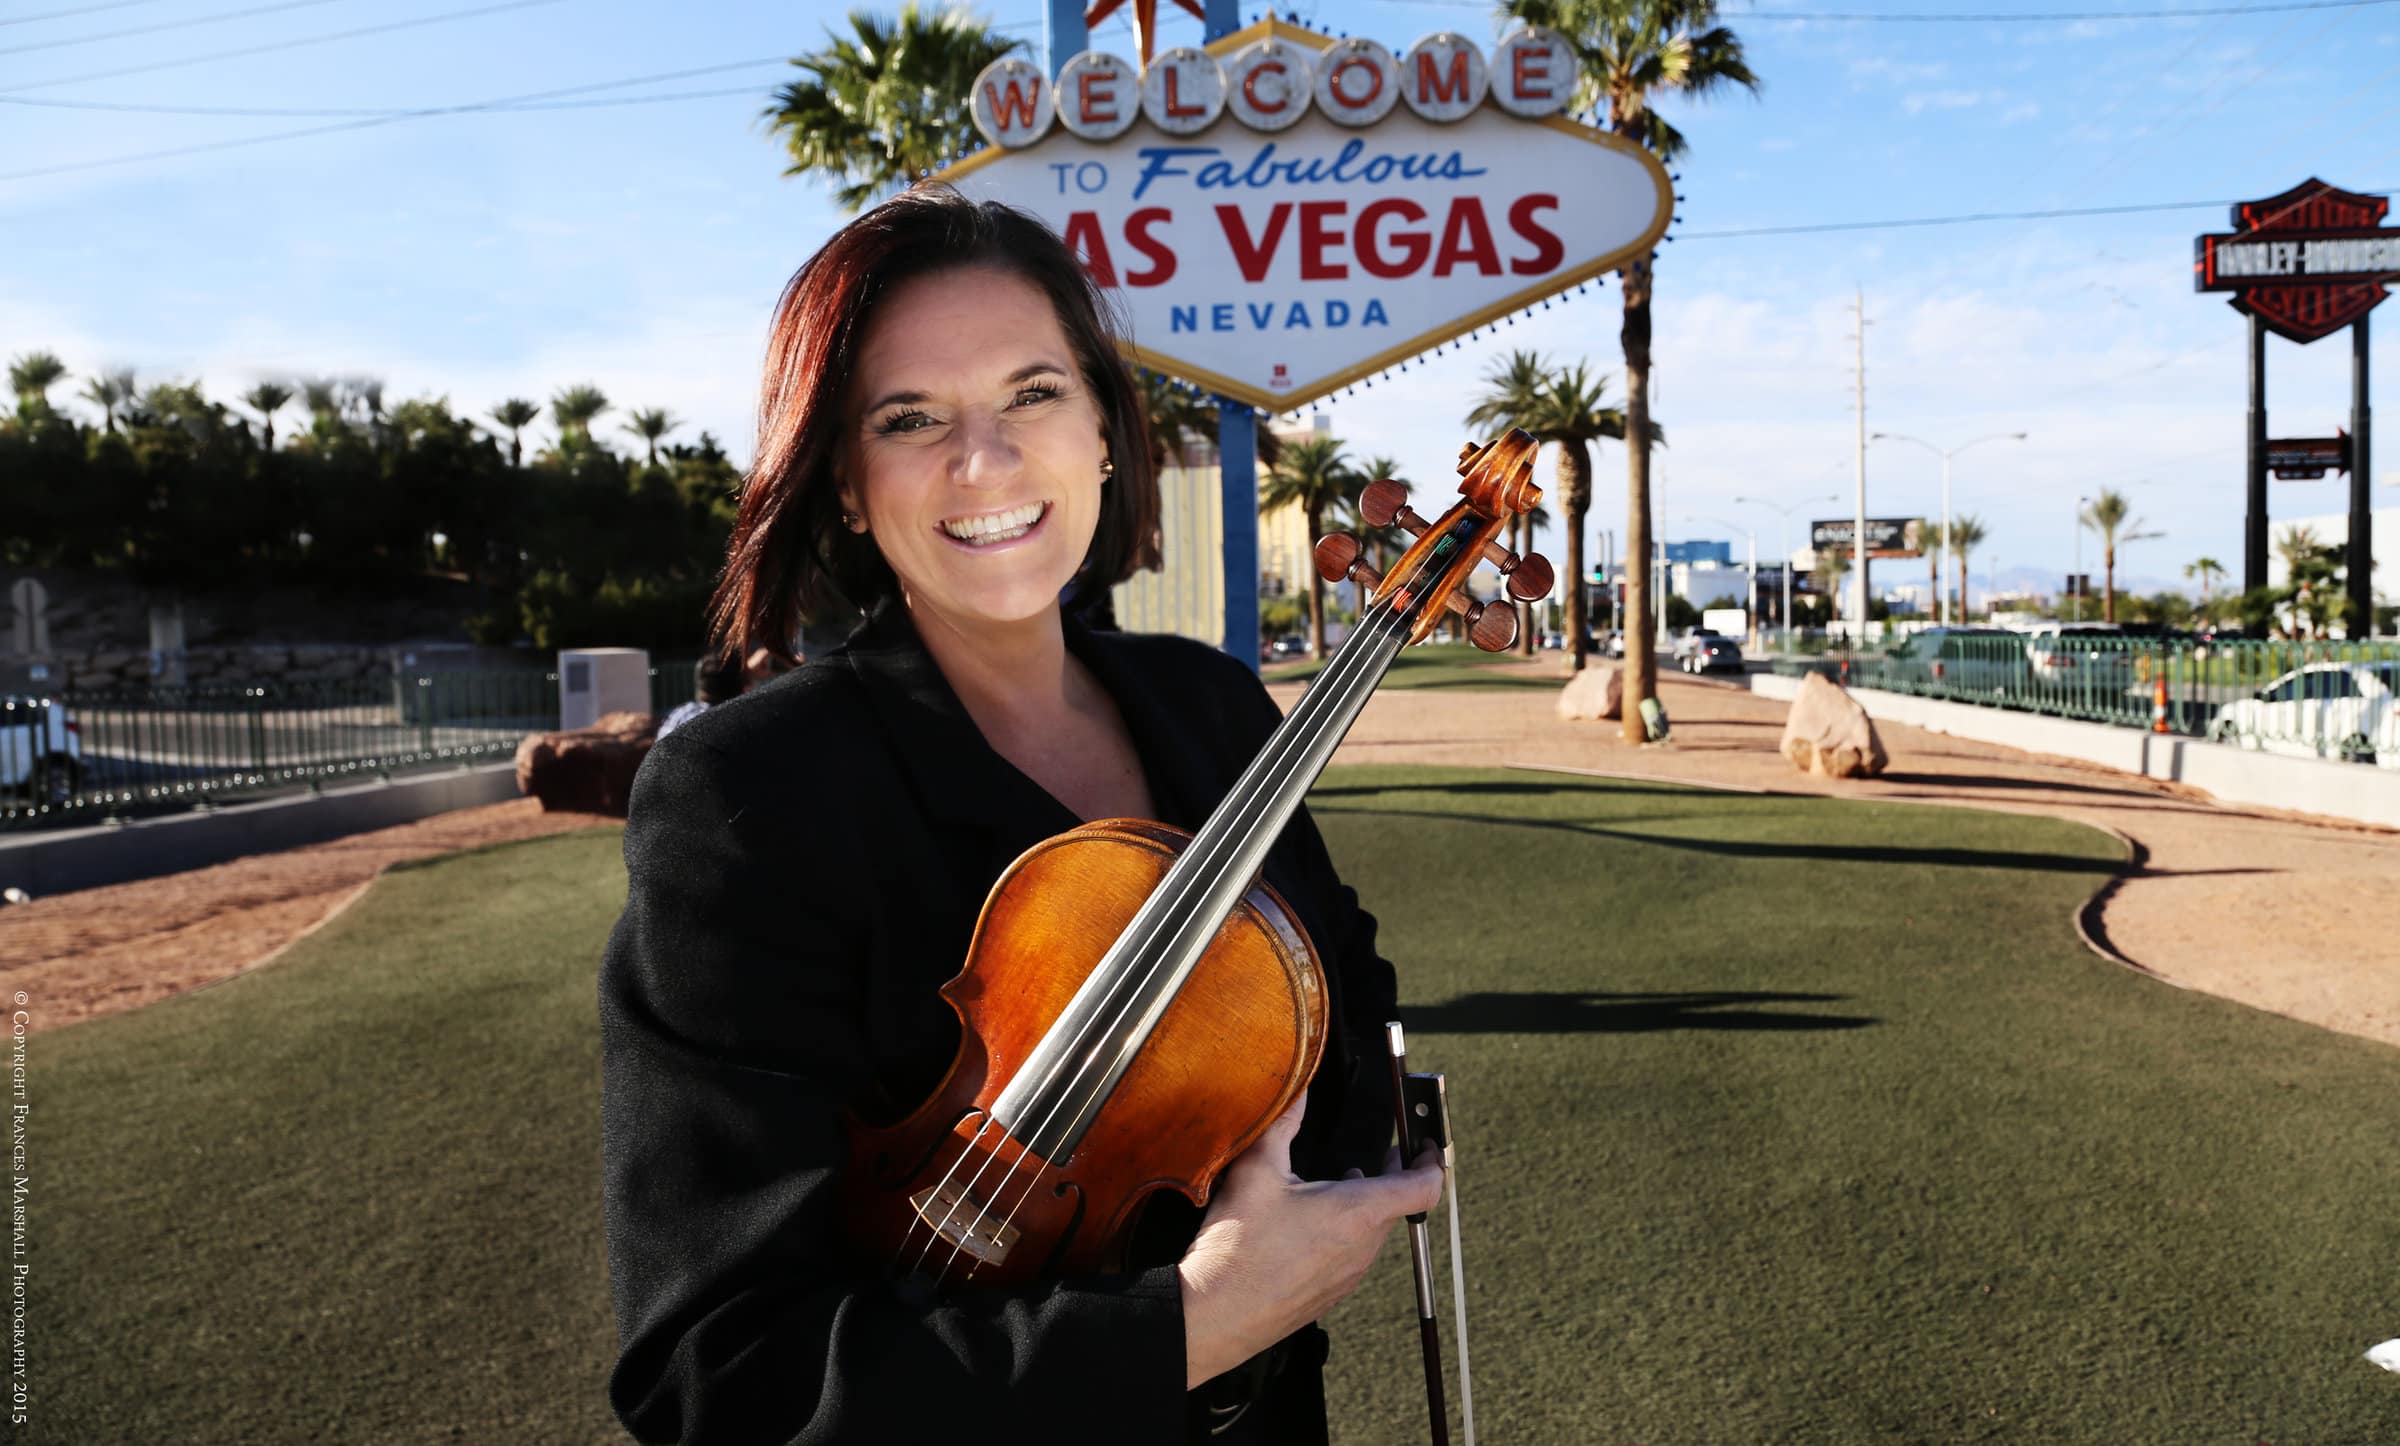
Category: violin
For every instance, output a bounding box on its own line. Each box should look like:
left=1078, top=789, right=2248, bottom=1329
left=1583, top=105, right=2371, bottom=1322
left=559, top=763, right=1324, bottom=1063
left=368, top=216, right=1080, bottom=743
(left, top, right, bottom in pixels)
left=841, top=429, right=1553, bottom=1300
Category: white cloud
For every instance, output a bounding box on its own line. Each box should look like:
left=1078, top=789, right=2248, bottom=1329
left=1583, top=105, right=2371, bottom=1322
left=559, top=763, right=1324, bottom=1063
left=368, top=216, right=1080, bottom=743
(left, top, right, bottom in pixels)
left=1903, top=90, right=2004, bottom=115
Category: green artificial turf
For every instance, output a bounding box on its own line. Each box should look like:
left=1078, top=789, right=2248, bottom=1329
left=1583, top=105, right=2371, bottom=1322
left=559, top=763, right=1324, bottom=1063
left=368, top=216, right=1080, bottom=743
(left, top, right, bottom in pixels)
left=1265, top=642, right=1558, bottom=690
left=36, top=769, right=2400, bottom=1443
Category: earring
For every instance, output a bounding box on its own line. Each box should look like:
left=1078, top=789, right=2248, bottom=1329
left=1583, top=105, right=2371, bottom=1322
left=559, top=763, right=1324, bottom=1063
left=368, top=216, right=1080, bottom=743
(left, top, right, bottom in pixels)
left=1100, top=456, right=1114, bottom=479
left=842, top=510, right=864, bottom=532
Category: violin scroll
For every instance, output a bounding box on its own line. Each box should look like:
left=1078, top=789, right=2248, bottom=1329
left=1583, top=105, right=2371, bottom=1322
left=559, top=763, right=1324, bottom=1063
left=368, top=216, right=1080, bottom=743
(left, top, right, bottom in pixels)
left=1331, top=430, right=1552, bottom=647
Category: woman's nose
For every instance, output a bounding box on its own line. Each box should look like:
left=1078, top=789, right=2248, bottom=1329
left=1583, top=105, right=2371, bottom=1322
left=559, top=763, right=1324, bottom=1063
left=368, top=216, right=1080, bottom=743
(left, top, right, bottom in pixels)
left=950, top=406, right=1023, bottom=487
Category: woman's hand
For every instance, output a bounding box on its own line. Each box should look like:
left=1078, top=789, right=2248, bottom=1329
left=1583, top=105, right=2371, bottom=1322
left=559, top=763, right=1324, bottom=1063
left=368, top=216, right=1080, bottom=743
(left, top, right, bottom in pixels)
left=1176, top=1088, right=1444, bottom=1389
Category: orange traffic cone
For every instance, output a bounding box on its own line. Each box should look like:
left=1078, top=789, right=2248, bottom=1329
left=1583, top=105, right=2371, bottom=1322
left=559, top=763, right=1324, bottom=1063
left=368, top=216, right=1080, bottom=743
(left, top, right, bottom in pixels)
left=2152, top=673, right=2170, bottom=734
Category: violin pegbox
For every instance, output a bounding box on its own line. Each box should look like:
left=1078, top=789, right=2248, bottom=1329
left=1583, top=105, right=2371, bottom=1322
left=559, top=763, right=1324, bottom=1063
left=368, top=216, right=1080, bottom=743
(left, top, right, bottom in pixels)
left=1311, top=428, right=1553, bottom=652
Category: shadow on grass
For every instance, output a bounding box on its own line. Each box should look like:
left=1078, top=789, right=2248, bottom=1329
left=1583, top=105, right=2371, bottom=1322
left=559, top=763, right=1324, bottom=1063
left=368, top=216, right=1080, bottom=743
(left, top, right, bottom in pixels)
left=1313, top=803, right=2124, bottom=874
left=1312, top=780, right=1735, bottom=803
left=1410, top=989, right=1878, bottom=1034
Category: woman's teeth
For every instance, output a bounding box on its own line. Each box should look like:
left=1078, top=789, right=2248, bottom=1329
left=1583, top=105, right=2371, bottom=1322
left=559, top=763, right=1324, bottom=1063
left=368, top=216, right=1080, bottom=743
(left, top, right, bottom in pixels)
left=941, top=501, right=1046, bottom=546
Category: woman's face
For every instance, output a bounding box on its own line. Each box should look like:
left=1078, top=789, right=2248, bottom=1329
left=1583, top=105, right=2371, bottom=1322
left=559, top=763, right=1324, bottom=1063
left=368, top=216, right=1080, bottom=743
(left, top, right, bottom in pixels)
left=838, top=263, right=1109, bottom=637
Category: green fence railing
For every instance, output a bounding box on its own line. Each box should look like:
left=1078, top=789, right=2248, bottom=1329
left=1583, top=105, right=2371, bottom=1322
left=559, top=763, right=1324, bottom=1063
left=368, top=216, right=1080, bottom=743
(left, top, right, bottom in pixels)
left=1771, top=634, right=2400, bottom=765
left=2, top=657, right=705, bottom=833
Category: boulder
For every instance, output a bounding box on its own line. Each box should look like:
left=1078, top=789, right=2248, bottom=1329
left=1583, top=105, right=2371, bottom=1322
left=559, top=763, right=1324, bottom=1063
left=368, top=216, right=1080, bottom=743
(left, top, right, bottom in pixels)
left=1779, top=673, right=1887, bottom=779
left=1556, top=664, right=1624, bottom=721
left=515, top=709, right=660, bottom=816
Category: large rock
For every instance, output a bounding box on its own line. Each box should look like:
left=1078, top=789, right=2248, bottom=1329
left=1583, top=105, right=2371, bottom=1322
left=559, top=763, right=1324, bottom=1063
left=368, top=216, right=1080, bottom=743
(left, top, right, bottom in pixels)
left=515, top=709, right=659, bottom=816
left=1779, top=673, right=1888, bottom=779
left=1556, top=664, right=1624, bottom=721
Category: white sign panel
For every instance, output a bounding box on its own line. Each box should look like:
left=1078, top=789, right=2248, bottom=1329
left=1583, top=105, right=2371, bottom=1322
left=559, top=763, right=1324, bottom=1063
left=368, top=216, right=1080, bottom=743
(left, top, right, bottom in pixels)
left=940, top=19, right=1671, bottom=412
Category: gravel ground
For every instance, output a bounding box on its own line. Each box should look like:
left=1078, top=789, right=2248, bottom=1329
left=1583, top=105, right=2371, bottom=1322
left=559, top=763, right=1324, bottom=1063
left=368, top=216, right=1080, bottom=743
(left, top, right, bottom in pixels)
left=4, top=661, right=2392, bottom=1052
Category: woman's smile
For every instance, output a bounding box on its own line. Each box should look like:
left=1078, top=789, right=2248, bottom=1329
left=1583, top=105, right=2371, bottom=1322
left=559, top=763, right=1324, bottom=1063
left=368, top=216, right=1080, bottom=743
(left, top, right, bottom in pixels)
left=937, top=499, right=1050, bottom=551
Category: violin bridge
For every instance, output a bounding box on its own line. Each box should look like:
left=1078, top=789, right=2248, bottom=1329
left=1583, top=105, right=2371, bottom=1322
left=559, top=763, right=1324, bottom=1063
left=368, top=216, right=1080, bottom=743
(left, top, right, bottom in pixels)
left=908, top=1181, right=1019, bottom=1266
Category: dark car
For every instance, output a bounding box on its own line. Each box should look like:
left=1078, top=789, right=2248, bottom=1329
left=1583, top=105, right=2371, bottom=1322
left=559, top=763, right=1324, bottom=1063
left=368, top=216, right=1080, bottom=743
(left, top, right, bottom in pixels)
left=1679, top=636, right=1745, bottom=674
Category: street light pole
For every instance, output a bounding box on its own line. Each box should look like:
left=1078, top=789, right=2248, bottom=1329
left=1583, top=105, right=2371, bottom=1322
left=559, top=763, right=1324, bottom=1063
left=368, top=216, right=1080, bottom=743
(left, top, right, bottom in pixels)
left=2073, top=495, right=2088, bottom=622
left=1871, top=430, right=2029, bottom=627
left=1733, top=493, right=1841, bottom=651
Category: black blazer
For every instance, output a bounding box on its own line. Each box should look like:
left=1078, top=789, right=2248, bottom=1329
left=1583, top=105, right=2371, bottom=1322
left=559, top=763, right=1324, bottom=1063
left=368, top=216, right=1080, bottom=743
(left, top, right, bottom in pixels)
left=599, top=594, right=1403, bottom=1444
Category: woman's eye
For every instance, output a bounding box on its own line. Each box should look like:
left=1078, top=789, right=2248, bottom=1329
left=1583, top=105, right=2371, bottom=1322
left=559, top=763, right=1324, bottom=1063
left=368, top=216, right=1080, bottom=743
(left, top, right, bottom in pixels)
left=1013, top=383, right=1062, bottom=407
left=876, top=409, right=933, bottom=435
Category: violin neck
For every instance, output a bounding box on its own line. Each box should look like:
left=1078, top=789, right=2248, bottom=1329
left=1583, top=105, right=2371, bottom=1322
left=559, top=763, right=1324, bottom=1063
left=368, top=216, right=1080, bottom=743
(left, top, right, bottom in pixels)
left=987, top=610, right=1409, bottom=1160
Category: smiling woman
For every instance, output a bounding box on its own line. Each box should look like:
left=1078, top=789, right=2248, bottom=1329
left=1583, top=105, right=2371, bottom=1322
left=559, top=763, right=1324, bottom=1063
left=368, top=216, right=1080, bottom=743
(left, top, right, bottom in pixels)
left=597, top=183, right=1438, bottom=1446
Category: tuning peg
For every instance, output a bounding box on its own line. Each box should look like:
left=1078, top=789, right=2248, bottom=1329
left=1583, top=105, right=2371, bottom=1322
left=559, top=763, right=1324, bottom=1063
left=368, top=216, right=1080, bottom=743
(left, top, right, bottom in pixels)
left=1506, top=550, right=1555, bottom=603
left=1360, top=478, right=1429, bottom=536
left=1313, top=532, right=1362, bottom=582
left=1466, top=598, right=1517, bottom=652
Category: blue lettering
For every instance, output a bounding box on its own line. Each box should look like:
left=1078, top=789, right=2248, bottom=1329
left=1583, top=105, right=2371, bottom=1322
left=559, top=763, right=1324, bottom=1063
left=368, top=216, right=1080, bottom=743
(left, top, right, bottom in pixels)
left=1172, top=305, right=1197, bottom=332
left=1246, top=302, right=1275, bottom=329
left=1285, top=301, right=1311, bottom=328
left=1363, top=299, right=1390, bottom=327
left=1131, top=146, right=1211, bottom=202
left=1326, top=300, right=1351, bottom=327
left=1362, top=156, right=1395, bottom=184
left=1212, top=303, right=1234, bottom=331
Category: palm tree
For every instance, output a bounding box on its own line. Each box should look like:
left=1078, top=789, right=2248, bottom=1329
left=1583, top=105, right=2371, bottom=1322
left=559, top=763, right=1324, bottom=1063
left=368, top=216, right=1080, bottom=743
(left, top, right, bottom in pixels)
left=550, top=384, right=610, bottom=450
left=1463, top=351, right=1550, bottom=654
left=1261, top=433, right=1359, bottom=661
left=1917, top=521, right=1944, bottom=620
left=764, top=3, right=1023, bottom=212
left=1947, top=513, right=1987, bottom=621
left=622, top=407, right=680, bottom=467
left=1347, top=454, right=1411, bottom=574
left=344, top=377, right=387, bottom=454
left=79, top=368, right=135, bottom=434
left=491, top=398, right=540, bottom=467
left=2183, top=555, right=2226, bottom=615
left=1502, top=0, right=1759, bottom=737
left=1517, top=364, right=1646, bottom=671
left=2077, top=488, right=2163, bottom=624
left=9, top=351, right=66, bottom=421
left=241, top=382, right=292, bottom=452
left=1817, top=547, right=1851, bottom=622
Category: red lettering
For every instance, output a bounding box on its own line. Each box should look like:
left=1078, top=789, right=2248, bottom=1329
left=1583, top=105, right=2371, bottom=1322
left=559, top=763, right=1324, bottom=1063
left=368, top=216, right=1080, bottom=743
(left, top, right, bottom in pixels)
left=1507, top=194, right=1563, bottom=275
left=1242, top=59, right=1290, bottom=113
left=1077, top=68, right=1119, bottom=124
left=1328, top=56, right=1382, bottom=109
left=981, top=74, right=1044, bottom=129
left=1062, top=210, right=1117, bottom=286
left=1356, top=198, right=1429, bottom=279
left=1215, top=203, right=1292, bottom=282
left=1124, top=208, right=1177, bottom=286
left=1298, top=201, right=1348, bottom=281
left=1432, top=197, right=1501, bottom=277
left=1162, top=64, right=1204, bottom=118
left=1415, top=50, right=1469, bottom=105
left=1510, top=45, right=1553, bottom=102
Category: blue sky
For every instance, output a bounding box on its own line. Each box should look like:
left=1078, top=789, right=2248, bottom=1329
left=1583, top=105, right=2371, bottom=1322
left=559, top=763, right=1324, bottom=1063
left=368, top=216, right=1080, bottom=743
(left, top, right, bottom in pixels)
left=9, top=0, right=2400, bottom=601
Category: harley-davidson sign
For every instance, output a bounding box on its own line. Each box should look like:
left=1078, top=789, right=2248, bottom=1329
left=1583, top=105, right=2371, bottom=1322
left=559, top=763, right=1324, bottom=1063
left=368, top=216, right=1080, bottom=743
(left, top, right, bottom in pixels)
left=2192, top=178, right=2398, bottom=344
left=939, top=18, right=1673, bottom=411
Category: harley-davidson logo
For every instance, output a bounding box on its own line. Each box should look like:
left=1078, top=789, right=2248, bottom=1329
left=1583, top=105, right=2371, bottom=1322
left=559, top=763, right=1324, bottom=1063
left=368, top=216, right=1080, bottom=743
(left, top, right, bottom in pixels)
left=2194, top=178, right=2395, bottom=344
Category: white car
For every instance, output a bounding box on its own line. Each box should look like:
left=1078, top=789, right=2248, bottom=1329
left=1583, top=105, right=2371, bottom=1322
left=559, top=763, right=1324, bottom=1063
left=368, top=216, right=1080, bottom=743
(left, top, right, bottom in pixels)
left=1, top=694, right=84, bottom=806
left=2024, top=622, right=2137, bottom=685
left=2206, top=662, right=2400, bottom=767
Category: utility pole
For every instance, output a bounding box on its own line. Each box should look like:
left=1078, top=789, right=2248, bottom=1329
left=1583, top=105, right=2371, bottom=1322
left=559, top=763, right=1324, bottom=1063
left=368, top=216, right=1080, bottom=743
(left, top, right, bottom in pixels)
left=1852, top=287, right=1870, bottom=642
left=1872, top=431, right=2029, bottom=627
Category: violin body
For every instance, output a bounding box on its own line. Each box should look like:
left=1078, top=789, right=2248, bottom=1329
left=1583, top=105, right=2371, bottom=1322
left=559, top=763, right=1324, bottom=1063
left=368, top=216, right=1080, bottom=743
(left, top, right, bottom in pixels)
left=841, top=817, right=1328, bottom=1291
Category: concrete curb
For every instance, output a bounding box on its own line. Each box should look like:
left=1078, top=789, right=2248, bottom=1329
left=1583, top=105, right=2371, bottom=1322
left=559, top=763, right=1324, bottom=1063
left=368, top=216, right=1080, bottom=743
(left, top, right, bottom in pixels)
left=0, top=762, right=525, bottom=898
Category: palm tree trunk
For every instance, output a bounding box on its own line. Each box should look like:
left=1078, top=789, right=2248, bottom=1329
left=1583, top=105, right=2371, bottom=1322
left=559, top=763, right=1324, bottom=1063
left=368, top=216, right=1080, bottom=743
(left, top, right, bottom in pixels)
left=1307, top=504, right=1327, bottom=660
left=1563, top=440, right=1590, bottom=673
left=1620, top=259, right=1657, bottom=744
left=1927, top=549, right=1938, bottom=621
left=1956, top=552, right=1968, bottom=621
left=2103, top=541, right=2117, bottom=624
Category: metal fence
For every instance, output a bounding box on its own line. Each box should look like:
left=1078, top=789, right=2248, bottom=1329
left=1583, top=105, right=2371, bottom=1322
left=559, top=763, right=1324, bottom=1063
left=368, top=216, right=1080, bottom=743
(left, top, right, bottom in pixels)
left=1771, top=634, right=2400, bottom=766
left=1, top=658, right=702, bottom=832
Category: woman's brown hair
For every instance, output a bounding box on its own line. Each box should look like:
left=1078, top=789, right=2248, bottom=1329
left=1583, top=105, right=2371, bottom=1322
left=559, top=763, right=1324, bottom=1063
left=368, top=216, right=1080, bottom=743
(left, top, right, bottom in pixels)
left=707, top=183, right=1160, bottom=666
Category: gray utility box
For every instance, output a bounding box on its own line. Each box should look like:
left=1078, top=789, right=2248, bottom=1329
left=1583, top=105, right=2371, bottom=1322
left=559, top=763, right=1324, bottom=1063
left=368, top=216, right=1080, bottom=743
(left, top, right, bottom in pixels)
left=557, top=648, right=650, bottom=731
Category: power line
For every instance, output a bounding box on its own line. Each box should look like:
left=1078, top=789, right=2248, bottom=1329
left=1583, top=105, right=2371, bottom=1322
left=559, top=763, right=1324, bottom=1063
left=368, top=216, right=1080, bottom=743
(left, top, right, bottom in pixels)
left=0, top=0, right=566, bottom=95
left=0, top=0, right=353, bottom=58
left=0, top=55, right=792, bottom=117
left=1753, top=0, right=2400, bottom=18
left=0, top=56, right=805, bottom=181
left=1, top=0, right=169, bottom=26
left=1679, top=188, right=2396, bottom=239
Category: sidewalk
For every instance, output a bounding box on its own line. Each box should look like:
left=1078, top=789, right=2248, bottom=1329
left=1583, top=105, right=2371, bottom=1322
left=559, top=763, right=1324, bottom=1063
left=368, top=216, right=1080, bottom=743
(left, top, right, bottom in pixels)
left=1270, top=660, right=2400, bottom=1052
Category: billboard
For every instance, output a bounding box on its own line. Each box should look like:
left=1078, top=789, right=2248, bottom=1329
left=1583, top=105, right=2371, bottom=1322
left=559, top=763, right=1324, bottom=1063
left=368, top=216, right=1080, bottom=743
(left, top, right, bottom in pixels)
left=1809, top=518, right=1924, bottom=560
left=941, top=19, right=1674, bottom=410
left=2192, top=179, right=2396, bottom=344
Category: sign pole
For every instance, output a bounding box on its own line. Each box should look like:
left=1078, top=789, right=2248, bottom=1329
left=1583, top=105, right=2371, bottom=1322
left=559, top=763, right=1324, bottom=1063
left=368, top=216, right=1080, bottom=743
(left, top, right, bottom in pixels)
left=2352, top=314, right=2374, bottom=637
left=1044, top=0, right=1086, bottom=76
left=1191, top=0, right=1261, bottom=670
left=2246, top=313, right=2269, bottom=598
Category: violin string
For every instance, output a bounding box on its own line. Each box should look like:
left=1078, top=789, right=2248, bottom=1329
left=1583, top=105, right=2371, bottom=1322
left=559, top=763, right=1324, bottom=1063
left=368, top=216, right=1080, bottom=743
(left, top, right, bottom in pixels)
left=888, top=1110, right=1001, bottom=1279
left=928, top=592, right=1415, bottom=1294
left=926, top=528, right=1463, bottom=1292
